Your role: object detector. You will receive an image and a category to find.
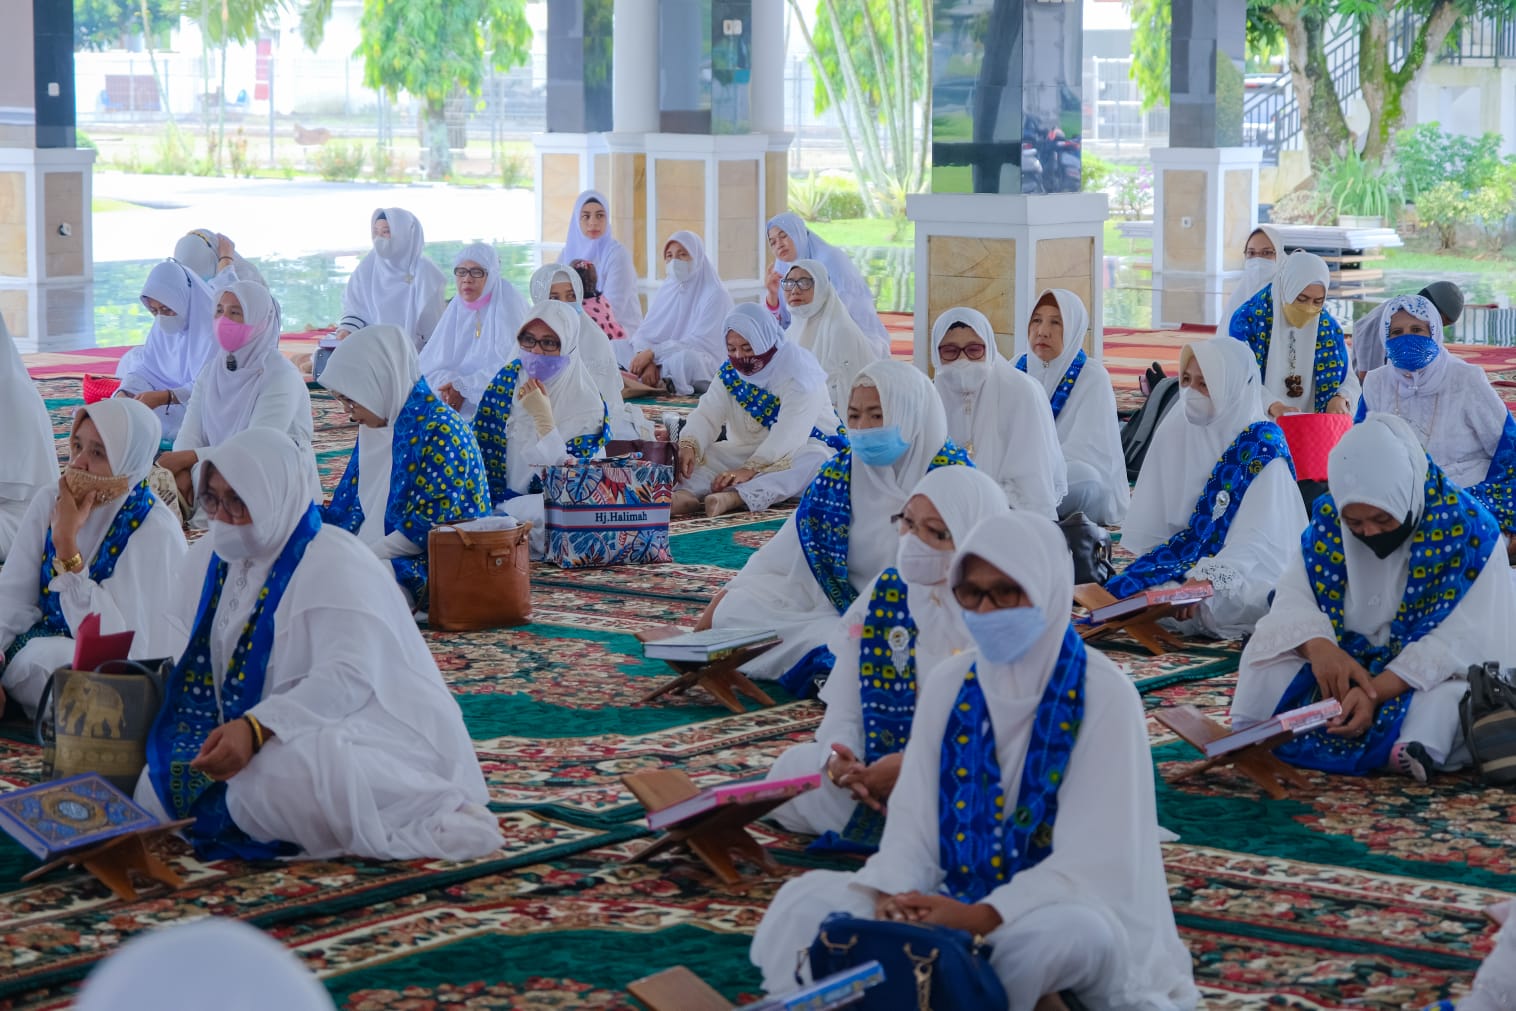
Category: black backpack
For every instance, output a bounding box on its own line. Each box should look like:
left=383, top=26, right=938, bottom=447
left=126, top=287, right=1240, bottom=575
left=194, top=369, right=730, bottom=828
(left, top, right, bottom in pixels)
left=1121, top=368, right=1180, bottom=482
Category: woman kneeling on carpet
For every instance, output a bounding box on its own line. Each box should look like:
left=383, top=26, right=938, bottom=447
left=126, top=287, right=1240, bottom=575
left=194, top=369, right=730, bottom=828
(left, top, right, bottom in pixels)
left=1112, top=337, right=1306, bottom=639
left=0, top=399, right=186, bottom=716
left=673, top=303, right=844, bottom=518
left=137, top=427, right=501, bottom=861
left=1232, top=413, right=1516, bottom=781
left=705, top=360, right=973, bottom=687
left=750, top=512, right=1199, bottom=1009
left=473, top=301, right=610, bottom=558
left=764, top=466, right=1008, bottom=848
left=318, top=324, right=491, bottom=611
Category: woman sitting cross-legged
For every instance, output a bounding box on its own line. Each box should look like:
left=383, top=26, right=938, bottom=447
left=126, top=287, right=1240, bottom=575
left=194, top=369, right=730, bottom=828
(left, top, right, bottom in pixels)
left=473, top=301, right=610, bottom=558
left=1232, top=413, right=1516, bottom=781
left=672, top=303, right=845, bottom=519
left=623, top=231, right=734, bottom=395
left=0, top=399, right=186, bottom=715
left=933, top=306, right=1066, bottom=518
left=418, top=243, right=527, bottom=422
left=765, top=466, right=1009, bottom=849
left=707, top=360, right=972, bottom=687
left=136, top=427, right=502, bottom=861
left=317, top=324, right=491, bottom=612
left=750, top=511, right=1199, bottom=1009
left=1110, top=337, right=1307, bottom=639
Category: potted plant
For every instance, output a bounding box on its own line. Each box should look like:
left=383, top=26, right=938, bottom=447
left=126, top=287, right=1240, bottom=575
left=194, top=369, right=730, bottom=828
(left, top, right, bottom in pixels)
left=1319, top=149, right=1402, bottom=229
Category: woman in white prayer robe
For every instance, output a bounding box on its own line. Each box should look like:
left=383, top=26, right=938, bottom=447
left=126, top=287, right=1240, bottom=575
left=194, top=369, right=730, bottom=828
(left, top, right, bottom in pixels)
left=766, top=466, right=1008, bottom=842
left=1015, top=288, right=1129, bottom=525
left=672, top=304, right=843, bottom=518
left=0, top=399, right=186, bottom=715
left=624, top=231, right=733, bottom=395
left=751, top=511, right=1199, bottom=1010
left=1220, top=224, right=1283, bottom=325
left=1232, top=413, right=1516, bottom=780
left=335, top=207, right=447, bottom=350
left=562, top=190, right=643, bottom=338
left=162, top=281, right=321, bottom=506
left=115, top=258, right=217, bottom=442
left=1112, top=337, right=1307, bottom=639
left=530, top=262, right=650, bottom=439
left=708, top=360, right=973, bottom=686
left=0, top=315, right=56, bottom=562
left=136, top=427, right=502, bottom=862
left=933, top=306, right=1066, bottom=518
left=419, top=243, right=528, bottom=422
left=173, top=228, right=267, bottom=289
left=1352, top=281, right=1464, bottom=381
left=763, top=213, right=890, bottom=357
left=782, top=259, right=880, bottom=414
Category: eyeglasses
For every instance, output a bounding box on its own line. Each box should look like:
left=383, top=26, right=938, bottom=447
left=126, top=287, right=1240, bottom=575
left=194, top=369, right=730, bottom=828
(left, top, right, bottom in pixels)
left=199, top=489, right=248, bottom=522
left=1244, top=248, right=1276, bottom=260
left=518, top=334, right=562, bottom=353
left=453, top=267, right=488, bottom=280
left=937, top=344, right=986, bottom=363
left=780, top=278, right=815, bottom=292
left=142, top=304, right=178, bottom=317
left=952, top=583, right=1027, bottom=610
left=891, top=513, right=951, bottom=543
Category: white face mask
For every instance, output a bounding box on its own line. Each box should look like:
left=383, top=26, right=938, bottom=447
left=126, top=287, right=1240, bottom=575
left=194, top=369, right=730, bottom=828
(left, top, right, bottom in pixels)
left=154, top=309, right=187, bottom=335
left=896, top=531, right=954, bottom=586
left=666, top=258, right=693, bottom=283
left=1180, top=386, right=1215, bottom=426
left=934, top=357, right=986, bottom=396
left=209, top=519, right=262, bottom=561
left=372, top=236, right=393, bottom=259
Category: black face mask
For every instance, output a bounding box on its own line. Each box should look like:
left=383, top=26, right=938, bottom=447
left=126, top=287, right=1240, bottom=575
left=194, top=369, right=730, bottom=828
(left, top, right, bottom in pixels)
left=1350, top=509, right=1416, bottom=559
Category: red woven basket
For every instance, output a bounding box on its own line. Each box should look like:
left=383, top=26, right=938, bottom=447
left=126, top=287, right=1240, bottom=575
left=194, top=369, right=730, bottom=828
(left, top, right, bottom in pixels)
left=82, top=374, right=122, bottom=404
left=1275, top=412, right=1354, bottom=482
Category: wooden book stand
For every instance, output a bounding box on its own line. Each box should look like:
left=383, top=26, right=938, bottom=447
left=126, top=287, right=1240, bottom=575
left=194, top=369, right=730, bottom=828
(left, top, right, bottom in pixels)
left=635, top=627, right=779, bottom=715
left=21, top=818, right=195, bottom=901
left=1155, top=705, right=1310, bottom=800
left=628, top=967, right=734, bottom=1011
left=622, top=769, right=785, bottom=885
left=1072, top=584, right=1185, bottom=656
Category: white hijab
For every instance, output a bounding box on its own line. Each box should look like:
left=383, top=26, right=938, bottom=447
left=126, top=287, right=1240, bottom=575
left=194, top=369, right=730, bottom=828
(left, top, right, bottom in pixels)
left=766, top=211, right=889, bottom=354
left=1123, top=337, right=1268, bottom=553
left=199, top=280, right=284, bottom=446
left=723, top=302, right=828, bottom=395
left=1263, top=250, right=1332, bottom=404
left=1326, top=412, right=1427, bottom=636
left=516, top=300, right=607, bottom=438
left=784, top=258, right=878, bottom=407
left=343, top=208, right=444, bottom=341
left=562, top=190, right=616, bottom=265
left=0, top=314, right=57, bottom=502
left=932, top=306, right=1067, bottom=512
left=131, top=259, right=217, bottom=391
left=67, top=398, right=166, bottom=559
left=1223, top=225, right=1285, bottom=325
left=531, top=261, right=630, bottom=412
left=418, top=243, right=527, bottom=404
left=1375, top=294, right=1450, bottom=398
left=1021, top=288, right=1091, bottom=396
left=173, top=228, right=268, bottom=289
left=634, top=231, right=734, bottom=360
left=77, top=919, right=336, bottom=1011
left=910, top=465, right=1013, bottom=564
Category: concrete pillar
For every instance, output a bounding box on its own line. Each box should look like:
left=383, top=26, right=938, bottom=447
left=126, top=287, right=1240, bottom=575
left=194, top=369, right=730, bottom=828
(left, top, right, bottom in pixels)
left=612, top=0, right=659, bottom=135
left=749, top=0, right=785, bottom=135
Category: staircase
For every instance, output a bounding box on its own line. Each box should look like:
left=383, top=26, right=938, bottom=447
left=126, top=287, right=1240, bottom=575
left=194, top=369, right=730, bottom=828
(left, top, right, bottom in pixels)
left=1241, top=20, right=1366, bottom=166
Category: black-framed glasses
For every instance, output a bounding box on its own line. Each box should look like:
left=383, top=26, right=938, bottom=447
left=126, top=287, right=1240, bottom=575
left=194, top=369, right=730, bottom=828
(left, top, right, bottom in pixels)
left=518, top=334, right=562, bottom=353
left=780, top=278, right=815, bottom=292
left=938, top=344, right=987, bottom=363
left=453, top=266, right=488, bottom=280
left=199, top=489, right=249, bottom=522
left=952, top=583, right=1027, bottom=610
left=891, top=513, right=951, bottom=543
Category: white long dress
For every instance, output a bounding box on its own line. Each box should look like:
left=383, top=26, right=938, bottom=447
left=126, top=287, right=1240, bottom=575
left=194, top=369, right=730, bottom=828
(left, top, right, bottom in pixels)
left=752, top=512, right=1198, bottom=1009
left=1233, top=251, right=1361, bottom=414
left=563, top=190, right=643, bottom=338
left=338, top=207, right=448, bottom=351
left=419, top=242, right=528, bottom=421
left=782, top=258, right=881, bottom=414
left=766, top=212, right=890, bottom=357
left=0, top=316, right=56, bottom=562
left=630, top=231, right=734, bottom=395
left=116, top=259, right=217, bottom=442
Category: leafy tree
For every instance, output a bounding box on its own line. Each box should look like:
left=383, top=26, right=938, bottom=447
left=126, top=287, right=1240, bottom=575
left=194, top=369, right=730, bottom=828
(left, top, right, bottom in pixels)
left=1124, top=0, right=1284, bottom=113
left=74, top=0, right=177, bottom=50
left=194, top=0, right=285, bottom=171
left=790, top=0, right=930, bottom=220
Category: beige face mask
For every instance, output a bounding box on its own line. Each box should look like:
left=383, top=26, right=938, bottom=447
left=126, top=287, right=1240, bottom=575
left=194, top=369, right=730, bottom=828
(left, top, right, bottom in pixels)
left=63, top=467, right=133, bottom=505
left=1281, top=299, right=1321, bottom=330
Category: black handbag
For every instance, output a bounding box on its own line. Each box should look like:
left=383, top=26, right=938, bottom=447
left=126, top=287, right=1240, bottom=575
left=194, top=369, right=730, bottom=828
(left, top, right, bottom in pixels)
left=1460, top=661, right=1516, bottom=787
left=1058, top=511, right=1115, bottom=585
left=804, top=912, right=1007, bottom=1011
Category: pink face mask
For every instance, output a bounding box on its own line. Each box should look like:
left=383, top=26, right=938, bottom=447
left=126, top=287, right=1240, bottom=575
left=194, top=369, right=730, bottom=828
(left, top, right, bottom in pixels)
left=462, top=291, right=493, bottom=312
left=215, top=315, right=256, bottom=353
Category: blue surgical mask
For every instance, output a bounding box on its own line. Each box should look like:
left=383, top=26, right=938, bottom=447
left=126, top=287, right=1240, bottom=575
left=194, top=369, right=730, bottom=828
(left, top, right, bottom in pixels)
left=521, top=350, right=570, bottom=383
left=571, top=301, right=584, bottom=314
left=851, top=425, right=910, bottom=467
left=960, top=604, right=1046, bottom=664
left=1386, top=333, right=1439, bottom=372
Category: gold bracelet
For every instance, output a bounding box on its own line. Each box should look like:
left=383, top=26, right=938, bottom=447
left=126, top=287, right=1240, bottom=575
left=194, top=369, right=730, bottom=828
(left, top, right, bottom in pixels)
left=243, top=714, right=266, bottom=753
left=54, top=552, right=84, bottom=576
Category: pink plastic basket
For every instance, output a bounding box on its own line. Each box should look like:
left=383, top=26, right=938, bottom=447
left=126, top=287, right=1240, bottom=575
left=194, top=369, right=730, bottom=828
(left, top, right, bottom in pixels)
left=1276, top=412, right=1354, bottom=482
left=82, top=374, right=122, bottom=404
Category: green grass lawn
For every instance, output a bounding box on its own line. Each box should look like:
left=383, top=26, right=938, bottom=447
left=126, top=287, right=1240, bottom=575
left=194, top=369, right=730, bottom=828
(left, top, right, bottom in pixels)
left=809, top=218, right=914, bottom=248
left=91, top=197, right=140, bottom=213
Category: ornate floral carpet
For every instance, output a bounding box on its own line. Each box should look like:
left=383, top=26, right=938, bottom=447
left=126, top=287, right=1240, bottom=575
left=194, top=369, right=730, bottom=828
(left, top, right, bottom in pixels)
left=5, top=381, right=1511, bottom=1007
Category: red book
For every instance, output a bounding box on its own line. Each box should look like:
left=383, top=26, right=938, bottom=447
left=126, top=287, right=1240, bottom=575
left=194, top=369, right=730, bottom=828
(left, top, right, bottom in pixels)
left=1091, top=582, right=1214, bottom=624
left=647, top=774, right=821, bottom=831
left=71, top=613, right=134, bottom=672
left=1205, top=699, right=1343, bottom=758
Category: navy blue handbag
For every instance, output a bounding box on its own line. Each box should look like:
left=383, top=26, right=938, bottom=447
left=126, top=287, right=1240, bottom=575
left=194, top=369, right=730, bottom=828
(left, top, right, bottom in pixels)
left=804, top=912, right=1008, bottom=1010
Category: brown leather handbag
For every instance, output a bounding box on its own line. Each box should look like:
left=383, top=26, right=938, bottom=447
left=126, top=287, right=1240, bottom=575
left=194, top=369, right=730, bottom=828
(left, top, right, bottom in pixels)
left=427, top=521, right=533, bottom=631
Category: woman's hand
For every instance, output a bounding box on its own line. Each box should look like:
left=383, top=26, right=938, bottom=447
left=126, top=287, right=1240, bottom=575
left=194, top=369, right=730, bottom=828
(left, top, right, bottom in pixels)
left=518, top=380, right=555, bottom=437
left=1302, top=636, right=1378, bottom=704
left=835, top=751, right=903, bottom=811
left=437, top=383, right=465, bottom=412
left=764, top=266, right=781, bottom=310
left=1324, top=395, right=1351, bottom=415
left=677, top=444, right=698, bottom=481
left=1267, top=401, right=1299, bottom=420
left=135, top=390, right=173, bottom=411
left=50, top=476, right=94, bottom=559
left=711, top=467, right=758, bottom=491
left=216, top=233, right=235, bottom=261
left=157, top=449, right=199, bottom=477
left=190, top=718, right=265, bottom=780
left=1327, top=685, right=1376, bottom=738
left=891, top=892, right=1004, bottom=935
left=629, top=350, right=655, bottom=376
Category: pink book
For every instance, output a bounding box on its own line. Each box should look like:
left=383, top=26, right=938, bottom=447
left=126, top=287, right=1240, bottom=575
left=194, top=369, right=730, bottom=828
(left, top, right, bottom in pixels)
left=647, top=774, right=821, bottom=831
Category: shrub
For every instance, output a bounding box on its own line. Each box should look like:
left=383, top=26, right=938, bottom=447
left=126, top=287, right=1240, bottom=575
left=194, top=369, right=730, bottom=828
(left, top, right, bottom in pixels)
left=372, top=144, right=395, bottom=182
left=1393, top=123, right=1502, bottom=201
left=1468, top=162, right=1516, bottom=254
left=1081, top=153, right=1115, bottom=195
left=500, top=151, right=531, bottom=189
left=1107, top=165, right=1153, bottom=220
left=787, top=171, right=828, bottom=220
left=77, top=131, right=98, bottom=152
left=1415, top=180, right=1474, bottom=249
left=149, top=135, right=194, bottom=175
left=1317, top=149, right=1402, bottom=222
left=277, top=158, right=297, bottom=181
left=313, top=141, right=367, bottom=182
left=228, top=128, right=250, bottom=178
left=816, top=174, right=867, bottom=220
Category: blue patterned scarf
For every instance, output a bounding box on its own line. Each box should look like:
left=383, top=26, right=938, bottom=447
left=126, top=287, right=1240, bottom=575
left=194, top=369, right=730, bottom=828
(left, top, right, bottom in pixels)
left=323, top=378, right=490, bottom=603
left=145, top=505, right=323, bottom=859
left=1231, top=287, right=1349, bottom=413
left=718, top=362, right=849, bottom=452
left=473, top=361, right=611, bottom=506
left=6, top=482, right=158, bottom=665
left=1468, top=412, right=1516, bottom=535
left=939, top=625, right=1087, bottom=904
left=794, top=443, right=973, bottom=616
left=1273, top=460, right=1497, bottom=774
left=1106, top=421, right=1294, bottom=598
left=1016, top=350, right=1086, bottom=419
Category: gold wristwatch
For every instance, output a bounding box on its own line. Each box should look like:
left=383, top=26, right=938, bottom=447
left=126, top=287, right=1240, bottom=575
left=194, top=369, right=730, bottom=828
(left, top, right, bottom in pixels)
left=53, top=552, right=84, bottom=576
